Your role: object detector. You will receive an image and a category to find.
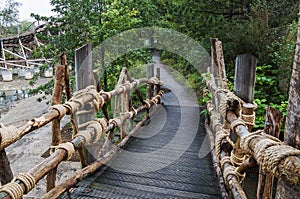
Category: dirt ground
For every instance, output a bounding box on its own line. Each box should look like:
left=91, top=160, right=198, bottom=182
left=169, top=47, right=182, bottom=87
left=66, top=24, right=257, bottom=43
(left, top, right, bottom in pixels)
left=0, top=94, right=81, bottom=198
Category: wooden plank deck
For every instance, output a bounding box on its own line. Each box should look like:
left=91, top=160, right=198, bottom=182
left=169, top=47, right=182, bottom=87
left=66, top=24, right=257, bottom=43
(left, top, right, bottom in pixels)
left=59, top=56, right=221, bottom=198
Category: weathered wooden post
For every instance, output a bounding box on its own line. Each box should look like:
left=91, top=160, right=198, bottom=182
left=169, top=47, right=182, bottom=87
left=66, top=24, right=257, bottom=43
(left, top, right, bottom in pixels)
left=146, top=63, right=154, bottom=99
left=155, top=67, right=161, bottom=103
left=46, top=64, right=65, bottom=191
left=234, top=54, right=257, bottom=103
left=75, top=43, right=95, bottom=165
left=0, top=150, right=13, bottom=185
left=257, top=106, right=283, bottom=199
left=275, top=6, right=300, bottom=198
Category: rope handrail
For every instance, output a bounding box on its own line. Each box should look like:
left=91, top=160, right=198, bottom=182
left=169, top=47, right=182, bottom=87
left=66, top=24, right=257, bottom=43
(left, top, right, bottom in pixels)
left=205, top=77, right=300, bottom=198
left=0, top=78, right=163, bottom=152
left=0, top=89, right=164, bottom=199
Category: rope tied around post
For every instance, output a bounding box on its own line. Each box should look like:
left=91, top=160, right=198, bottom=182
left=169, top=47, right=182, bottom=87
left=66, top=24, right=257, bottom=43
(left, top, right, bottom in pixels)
left=51, top=105, right=67, bottom=119
left=0, top=181, right=23, bottom=199
left=13, top=173, right=36, bottom=194
left=0, top=123, right=19, bottom=151
left=86, top=121, right=104, bottom=144
left=109, top=118, right=122, bottom=128
left=240, top=131, right=300, bottom=183
left=51, top=142, right=75, bottom=161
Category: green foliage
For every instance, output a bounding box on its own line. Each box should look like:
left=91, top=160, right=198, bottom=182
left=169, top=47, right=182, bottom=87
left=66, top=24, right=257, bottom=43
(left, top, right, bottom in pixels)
left=0, top=0, right=22, bottom=36
left=253, top=65, right=288, bottom=130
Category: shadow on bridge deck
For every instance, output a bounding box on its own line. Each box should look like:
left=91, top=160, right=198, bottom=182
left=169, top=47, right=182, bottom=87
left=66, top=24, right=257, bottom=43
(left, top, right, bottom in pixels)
left=59, top=89, right=221, bottom=199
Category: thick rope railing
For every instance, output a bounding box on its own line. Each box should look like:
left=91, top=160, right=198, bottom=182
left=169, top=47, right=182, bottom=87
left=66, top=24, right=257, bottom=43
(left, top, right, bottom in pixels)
left=0, top=78, right=163, bottom=152
left=206, top=78, right=300, bottom=198
left=0, top=88, right=163, bottom=199
left=0, top=63, right=163, bottom=198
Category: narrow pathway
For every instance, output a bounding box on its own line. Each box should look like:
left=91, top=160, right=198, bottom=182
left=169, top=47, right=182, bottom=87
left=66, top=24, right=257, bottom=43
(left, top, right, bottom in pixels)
left=59, top=54, right=220, bottom=198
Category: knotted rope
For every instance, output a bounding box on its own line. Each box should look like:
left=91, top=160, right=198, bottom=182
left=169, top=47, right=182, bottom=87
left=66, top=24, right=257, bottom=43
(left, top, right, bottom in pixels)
left=0, top=123, right=19, bottom=151
left=240, top=131, right=300, bottom=183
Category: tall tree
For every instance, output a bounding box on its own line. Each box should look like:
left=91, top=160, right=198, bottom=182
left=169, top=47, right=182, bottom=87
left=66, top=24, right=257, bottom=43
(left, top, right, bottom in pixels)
left=0, top=0, right=22, bottom=36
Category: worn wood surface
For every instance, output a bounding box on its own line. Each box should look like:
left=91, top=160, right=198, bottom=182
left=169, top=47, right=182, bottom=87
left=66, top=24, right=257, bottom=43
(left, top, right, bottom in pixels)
left=234, top=54, right=257, bottom=103
left=0, top=150, right=13, bottom=185
left=46, top=65, right=65, bottom=191
left=257, top=106, right=283, bottom=199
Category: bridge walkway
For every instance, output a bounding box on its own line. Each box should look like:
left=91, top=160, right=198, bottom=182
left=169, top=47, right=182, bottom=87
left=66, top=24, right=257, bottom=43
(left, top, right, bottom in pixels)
left=59, top=55, right=221, bottom=198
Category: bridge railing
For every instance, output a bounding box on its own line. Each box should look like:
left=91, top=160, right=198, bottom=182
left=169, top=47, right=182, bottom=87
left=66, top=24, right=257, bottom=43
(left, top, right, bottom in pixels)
left=0, top=54, right=163, bottom=198
left=206, top=39, right=300, bottom=199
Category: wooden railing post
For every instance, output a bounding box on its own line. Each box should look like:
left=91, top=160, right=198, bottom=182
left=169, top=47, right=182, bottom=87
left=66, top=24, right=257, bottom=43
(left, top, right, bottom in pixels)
left=75, top=43, right=95, bottom=165
left=146, top=63, right=154, bottom=100
left=156, top=67, right=161, bottom=104
left=0, top=150, right=13, bottom=185
left=46, top=64, right=65, bottom=192
left=257, top=106, right=283, bottom=199
left=234, top=54, right=257, bottom=103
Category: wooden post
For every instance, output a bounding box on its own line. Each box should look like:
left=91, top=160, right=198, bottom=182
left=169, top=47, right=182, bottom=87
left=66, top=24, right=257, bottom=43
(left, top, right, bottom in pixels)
left=257, top=106, right=283, bottom=199
left=146, top=63, right=154, bottom=99
left=120, top=75, right=128, bottom=140
left=156, top=68, right=161, bottom=103
left=210, top=39, right=220, bottom=87
left=0, top=150, right=13, bottom=185
left=234, top=54, right=257, bottom=103
left=211, top=38, right=228, bottom=89
left=46, top=65, right=65, bottom=191
left=75, top=43, right=95, bottom=164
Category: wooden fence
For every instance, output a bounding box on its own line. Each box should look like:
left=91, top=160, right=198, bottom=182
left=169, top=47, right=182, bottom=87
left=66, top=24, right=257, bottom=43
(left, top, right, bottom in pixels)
left=206, top=39, right=300, bottom=199
left=0, top=52, right=163, bottom=199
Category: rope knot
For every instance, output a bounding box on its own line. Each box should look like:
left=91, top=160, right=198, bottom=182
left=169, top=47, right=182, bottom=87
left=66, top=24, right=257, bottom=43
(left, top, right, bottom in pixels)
left=51, top=142, right=75, bottom=161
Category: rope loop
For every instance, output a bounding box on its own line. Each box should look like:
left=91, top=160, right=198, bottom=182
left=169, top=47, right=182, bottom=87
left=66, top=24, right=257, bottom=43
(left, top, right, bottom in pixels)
left=86, top=121, right=103, bottom=143
left=0, top=181, right=23, bottom=199
left=230, top=119, right=246, bottom=132
left=51, top=142, right=75, bottom=161
left=14, top=173, right=35, bottom=194
left=51, top=104, right=67, bottom=119
left=109, top=118, right=122, bottom=128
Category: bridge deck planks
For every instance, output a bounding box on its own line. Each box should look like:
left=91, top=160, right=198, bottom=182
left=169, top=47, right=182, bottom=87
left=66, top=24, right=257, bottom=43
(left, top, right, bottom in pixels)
left=59, top=90, right=221, bottom=199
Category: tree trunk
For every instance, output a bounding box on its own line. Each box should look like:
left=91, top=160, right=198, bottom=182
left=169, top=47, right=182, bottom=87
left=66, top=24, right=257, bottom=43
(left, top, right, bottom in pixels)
left=276, top=6, right=300, bottom=198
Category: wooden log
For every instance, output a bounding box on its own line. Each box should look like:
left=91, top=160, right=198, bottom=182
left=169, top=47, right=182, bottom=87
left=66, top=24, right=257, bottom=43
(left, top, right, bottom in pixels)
left=234, top=54, right=257, bottom=103
left=46, top=65, right=65, bottom=191
left=0, top=150, right=13, bottom=185
left=257, top=106, right=283, bottom=199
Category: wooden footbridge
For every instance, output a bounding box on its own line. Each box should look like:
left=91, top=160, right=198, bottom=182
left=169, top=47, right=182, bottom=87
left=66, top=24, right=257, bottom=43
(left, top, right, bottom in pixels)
left=0, top=29, right=300, bottom=199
